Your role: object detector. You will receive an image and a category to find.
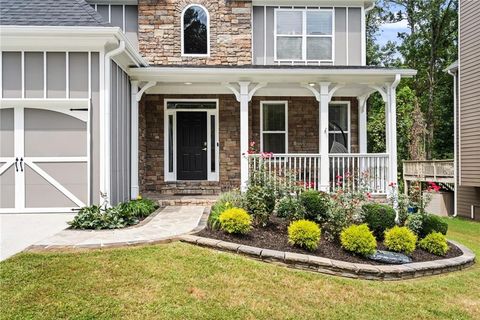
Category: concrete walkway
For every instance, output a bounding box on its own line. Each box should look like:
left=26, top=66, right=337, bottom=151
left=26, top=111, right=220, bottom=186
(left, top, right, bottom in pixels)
left=0, top=213, right=75, bottom=261
left=28, top=206, right=206, bottom=251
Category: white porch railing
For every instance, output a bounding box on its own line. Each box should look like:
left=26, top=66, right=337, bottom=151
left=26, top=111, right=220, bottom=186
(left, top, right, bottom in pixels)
left=329, top=153, right=389, bottom=194
left=248, top=153, right=389, bottom=194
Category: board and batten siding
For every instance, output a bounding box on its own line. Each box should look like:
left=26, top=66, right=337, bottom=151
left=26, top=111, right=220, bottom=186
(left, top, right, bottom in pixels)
left=88, top=2, right=139, bottom=48
left=252, top=6, right=363, bottom=66
left=110, top=61, right=131, bottom=206
left=457, top=0, right=480, bottom=220
left=0, top=51, right=101, bottom=205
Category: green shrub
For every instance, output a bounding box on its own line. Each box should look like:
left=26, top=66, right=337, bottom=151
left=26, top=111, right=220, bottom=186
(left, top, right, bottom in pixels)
left=118, top=198, right=157, bottom=219
left=69, top=198, right=158, bottom=230
left=405, top=213, right=424, bottom=235
left=362, top=203, right=396, bottom=240
left=276, top=195, right=306, bottom=221
left=322, top=204, right=350, bottom=242
left=243, top=185, right=276, bottom=226
left=219, top=208, right=252, bottom=235
left=340, top=224, right=377, bottom=256
left=406, top=213, right=448, bottom=238
left=419, top=232, right=449, bottom=256
left=384, top=226, right=417, bottom=255
left=287, top=220, right=321, bottom=251
left=208, top=191, right=243, bottom=230
left=422, top=214, right=448, bottom=238
left=299, top=190, right=330, bottom=222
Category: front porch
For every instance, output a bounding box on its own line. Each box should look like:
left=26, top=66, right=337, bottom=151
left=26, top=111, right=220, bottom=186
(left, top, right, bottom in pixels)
left=129, top=66, right=416, bottom=197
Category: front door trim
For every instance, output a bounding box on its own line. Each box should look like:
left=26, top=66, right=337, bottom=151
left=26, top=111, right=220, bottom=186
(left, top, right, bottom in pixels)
left=164, top=99, right=219, bottom=182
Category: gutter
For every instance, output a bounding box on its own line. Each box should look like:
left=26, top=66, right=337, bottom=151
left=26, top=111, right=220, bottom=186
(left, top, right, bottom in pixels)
left=103, top=40, right=126, bottom=203
left=447, top=67, right=458, bottom=217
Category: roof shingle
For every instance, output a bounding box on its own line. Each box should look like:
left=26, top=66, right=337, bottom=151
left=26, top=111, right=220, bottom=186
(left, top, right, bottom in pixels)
left=0, top=0, right=108, bottom=27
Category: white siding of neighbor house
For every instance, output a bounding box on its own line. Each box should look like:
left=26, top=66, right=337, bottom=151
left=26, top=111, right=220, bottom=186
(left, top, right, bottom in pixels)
left=457, top=0, right=480, bottom=220
left=252, top=6, right=363, bottom=65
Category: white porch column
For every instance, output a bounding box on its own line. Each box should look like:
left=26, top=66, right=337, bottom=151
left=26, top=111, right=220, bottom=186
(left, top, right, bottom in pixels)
left=319, top=82, right=331, bottom=191
left=386, top=75, right=401, bottom=189
left=239, top=81, right=251, bottom=191
left=357, top=95, right=368, bottom=153
left=130, top=81, right=139, bottom=199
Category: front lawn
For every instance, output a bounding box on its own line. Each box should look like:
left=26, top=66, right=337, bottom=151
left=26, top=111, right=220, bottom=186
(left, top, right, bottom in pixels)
left=1, top=218, right=478, bottom=320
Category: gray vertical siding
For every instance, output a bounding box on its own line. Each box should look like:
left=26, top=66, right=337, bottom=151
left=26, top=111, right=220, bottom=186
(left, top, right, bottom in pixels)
left=47, top=52, right=66, bottom=98
left=89, top=3, right=139, bottom=48
left=25, top=52, right=44, bottom=98
left=1, top=50, right=101, bottom=205
left=334, top=8, right=347, bottom=65
left=2, top=52, right=22, bottom=98
left=69, top=52, right=89, bottom=99
left=110, top=61, right=131, bottom=205
left=347, top=8, right=362, bottom=66
left=252, top=6, right=363, bottom=66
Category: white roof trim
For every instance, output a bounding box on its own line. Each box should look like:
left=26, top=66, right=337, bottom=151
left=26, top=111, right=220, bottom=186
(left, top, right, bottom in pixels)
left=0, top=25, right=148, bottom=67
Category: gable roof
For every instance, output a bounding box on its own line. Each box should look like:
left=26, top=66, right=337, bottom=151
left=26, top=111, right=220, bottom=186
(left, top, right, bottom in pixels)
left=0, top=0, right=108, bottom=27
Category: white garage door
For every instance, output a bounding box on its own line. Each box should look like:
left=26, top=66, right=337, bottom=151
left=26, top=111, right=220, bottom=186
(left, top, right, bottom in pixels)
left=0, top=106, right=89, bottom=213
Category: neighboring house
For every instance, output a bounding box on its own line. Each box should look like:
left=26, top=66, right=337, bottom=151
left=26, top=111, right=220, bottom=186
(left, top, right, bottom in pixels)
left=0, top=0, right=416, bottom=213
left=446, top=0, right=480, bottom=220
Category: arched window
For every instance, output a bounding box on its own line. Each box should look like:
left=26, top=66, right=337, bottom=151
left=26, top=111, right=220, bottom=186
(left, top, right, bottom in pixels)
left=182, top=4, right=209, bottom=56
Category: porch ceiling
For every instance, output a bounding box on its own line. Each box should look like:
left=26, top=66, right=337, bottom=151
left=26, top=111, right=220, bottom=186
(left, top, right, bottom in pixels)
left=129, top=65, right=416, bottom=97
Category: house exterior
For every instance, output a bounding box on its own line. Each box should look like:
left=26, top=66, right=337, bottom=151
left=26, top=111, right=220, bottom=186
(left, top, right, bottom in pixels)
left=0, top=0, right=416, bottom=213
left=446, top=0, right=480, bottom=221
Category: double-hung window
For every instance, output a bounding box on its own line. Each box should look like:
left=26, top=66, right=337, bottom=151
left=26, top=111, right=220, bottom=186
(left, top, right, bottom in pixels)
left=275, top=9, right=333, bottom=63
left=261, top=102, right=288, bottom=153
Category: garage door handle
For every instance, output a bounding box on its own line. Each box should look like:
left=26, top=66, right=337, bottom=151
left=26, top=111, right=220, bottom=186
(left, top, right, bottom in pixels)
left=19, top=158, right=24, bottom=172
left=14, top=158, right=19, bottom=172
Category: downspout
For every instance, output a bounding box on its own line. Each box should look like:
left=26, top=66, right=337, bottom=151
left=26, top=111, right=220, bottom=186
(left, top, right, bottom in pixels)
left=103, top=40, right=126, bottom=204
left=447, top=68, right=458, bottom=217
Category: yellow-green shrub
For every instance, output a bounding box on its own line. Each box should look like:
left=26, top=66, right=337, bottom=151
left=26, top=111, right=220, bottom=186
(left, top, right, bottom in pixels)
left=384, top=226, right=417, bottom=255
left=288, top=220, right=321, bottom=251
left=419, top=232, right=449, bottom=256
left=340, top=224, right=377, bottom=256
left=219, top=208, right=252, bottom=235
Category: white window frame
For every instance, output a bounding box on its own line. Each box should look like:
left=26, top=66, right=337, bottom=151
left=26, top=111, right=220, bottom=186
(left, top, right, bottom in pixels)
left=164, top=99, right=219, bottom=182
left=328, top=101, right=351, bottom=153
left=181, top=4, right=211, bottom=57
left=274, top=8, right=334, bottom=64
left=260, top=101, right=288, bottom=153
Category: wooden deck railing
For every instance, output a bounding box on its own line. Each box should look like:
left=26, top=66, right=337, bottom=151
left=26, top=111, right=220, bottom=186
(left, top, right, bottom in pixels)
left=402, top=160, right=454, bottom=183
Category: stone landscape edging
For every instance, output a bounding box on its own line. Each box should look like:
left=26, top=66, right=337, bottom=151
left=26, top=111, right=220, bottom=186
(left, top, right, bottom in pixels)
left=179, top=235, right=475, bottom=280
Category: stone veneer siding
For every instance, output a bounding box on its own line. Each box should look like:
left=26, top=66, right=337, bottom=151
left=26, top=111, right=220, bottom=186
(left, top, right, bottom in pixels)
left=139, top=95, right=359, bottom=194
left=138, top=0, right=252, bottom=65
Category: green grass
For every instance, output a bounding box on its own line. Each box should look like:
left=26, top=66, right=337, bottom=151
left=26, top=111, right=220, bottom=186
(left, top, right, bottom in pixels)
left=1, top=218, right=479, bottom=320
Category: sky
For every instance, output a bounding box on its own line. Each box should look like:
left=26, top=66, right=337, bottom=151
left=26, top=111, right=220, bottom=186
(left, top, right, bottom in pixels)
left=378, top=19, right=410, bottom=47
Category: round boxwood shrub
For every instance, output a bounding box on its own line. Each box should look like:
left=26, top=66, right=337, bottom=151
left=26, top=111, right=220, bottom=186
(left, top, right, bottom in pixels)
left=276, top=195, right=306, bottom=221
left=384, top=226, right=417, bottom=255
left=298, top=190, right=330, bottom=222
left=287, top=220, right=321, bottom=251
left=406, top=213, right=448, bottom=238
left=419, top=232, right=449, bottom=256
left=219, top=208, right=252, bottom=235
left=362, top=203, right=396, bottom=240
left=421, top=214, right=448, bottom=238
left=340, top=224, right=377, bottom=257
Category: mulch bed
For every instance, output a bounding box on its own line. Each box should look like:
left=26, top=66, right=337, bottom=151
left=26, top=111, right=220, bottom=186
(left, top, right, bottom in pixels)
left=197, top=216, right=463, bottom=265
